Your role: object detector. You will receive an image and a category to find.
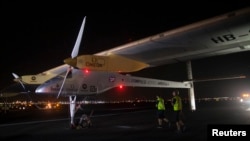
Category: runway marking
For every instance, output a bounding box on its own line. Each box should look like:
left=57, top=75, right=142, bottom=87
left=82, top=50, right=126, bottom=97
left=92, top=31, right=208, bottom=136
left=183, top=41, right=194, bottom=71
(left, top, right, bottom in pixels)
left=0, top=118, right=68, bottom=127
left=115, top=125, right=133, bottom=129
left=0, top=109, right=151, bottom=127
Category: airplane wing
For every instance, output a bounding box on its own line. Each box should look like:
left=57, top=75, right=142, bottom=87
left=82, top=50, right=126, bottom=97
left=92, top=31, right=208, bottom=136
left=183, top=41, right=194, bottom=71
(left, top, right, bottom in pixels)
left=95, top=7, right=250, bottom=67
left=12, top=7, right=250, bottom=86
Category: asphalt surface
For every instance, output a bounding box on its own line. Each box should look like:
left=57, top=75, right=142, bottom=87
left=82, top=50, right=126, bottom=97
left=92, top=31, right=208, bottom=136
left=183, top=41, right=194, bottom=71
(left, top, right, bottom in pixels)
left=0, top=100, right=250, bottom=141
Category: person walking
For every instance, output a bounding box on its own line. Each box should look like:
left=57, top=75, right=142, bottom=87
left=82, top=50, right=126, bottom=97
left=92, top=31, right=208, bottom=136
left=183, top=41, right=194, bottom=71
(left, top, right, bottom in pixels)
left=171, top=90, right=186, bottom=133
left=156, top=95, right=171, bottom=128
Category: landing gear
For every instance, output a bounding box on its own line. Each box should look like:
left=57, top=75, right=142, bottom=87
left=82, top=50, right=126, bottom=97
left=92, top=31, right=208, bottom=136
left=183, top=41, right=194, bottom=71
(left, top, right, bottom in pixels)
left=76, top=114, right=92, bottom=129
left=68, top=95, right=93, bottom=129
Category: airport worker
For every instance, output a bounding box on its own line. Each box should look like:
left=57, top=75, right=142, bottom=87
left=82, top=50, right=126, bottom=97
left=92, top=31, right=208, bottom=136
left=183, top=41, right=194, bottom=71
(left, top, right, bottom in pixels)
left=171, top=90, right=186, bottom=133
left=156, top=95, right=171, bottom=128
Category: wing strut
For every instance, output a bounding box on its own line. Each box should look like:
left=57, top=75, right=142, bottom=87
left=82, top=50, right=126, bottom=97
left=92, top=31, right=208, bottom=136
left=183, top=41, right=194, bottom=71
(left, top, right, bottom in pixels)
left=187, top=61, right=196, bottom=111
left=69, top=95, right=77, bottom=128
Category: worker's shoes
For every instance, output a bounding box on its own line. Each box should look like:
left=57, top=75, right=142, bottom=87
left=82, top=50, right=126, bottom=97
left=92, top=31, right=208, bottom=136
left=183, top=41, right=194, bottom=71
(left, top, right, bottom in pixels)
left=167, top=122, right=171, bottom=128
left=181, top=125, right=187, bottom=132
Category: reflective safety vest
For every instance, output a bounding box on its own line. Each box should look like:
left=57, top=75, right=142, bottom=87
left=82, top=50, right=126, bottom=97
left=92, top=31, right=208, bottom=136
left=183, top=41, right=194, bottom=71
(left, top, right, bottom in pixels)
left=156, top=97, right=165, bottom=110
left=173, top=95, right=182, bottom=111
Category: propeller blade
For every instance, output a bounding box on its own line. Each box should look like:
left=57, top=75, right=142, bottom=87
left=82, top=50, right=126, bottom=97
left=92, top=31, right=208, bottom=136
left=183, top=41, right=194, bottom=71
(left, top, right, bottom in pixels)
left=12, top=72, right=19, bottom=79
left=71, top=16, right=86, bottom=58
left=57, top=67, right=72, bottom=99
left=12, top=72, right=26, bottom=91
left=58, top=16, right=86, bottom=99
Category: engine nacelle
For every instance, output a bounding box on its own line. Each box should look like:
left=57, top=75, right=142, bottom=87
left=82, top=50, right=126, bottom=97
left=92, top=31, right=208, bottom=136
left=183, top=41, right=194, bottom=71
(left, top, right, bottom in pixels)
left=64, top=54, right=149, bottom=73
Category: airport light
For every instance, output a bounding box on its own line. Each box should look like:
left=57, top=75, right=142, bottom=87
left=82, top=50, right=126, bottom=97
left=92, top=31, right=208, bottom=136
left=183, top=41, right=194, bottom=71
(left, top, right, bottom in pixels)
left=242, top=93, right=249, bottom=98
left=240, top=93, right=250, bottom=103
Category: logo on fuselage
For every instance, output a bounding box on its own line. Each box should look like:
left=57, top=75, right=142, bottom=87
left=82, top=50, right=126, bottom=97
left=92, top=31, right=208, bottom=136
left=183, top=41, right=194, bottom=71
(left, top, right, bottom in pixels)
left=109, top=75, right=116, bottom=82
left=82, top=84, right=87, bottom=89
left=86, top=57, right=105, bottom=68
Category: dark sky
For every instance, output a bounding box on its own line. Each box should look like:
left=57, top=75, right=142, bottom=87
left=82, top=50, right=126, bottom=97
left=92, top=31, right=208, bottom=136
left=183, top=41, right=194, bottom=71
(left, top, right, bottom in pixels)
left=1, top=2, right=250, bottom=98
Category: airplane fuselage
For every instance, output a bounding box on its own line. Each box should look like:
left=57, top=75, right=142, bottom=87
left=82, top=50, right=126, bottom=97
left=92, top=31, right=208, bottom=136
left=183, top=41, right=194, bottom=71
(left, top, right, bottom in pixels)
left=35, top=69, right=191, bottom=96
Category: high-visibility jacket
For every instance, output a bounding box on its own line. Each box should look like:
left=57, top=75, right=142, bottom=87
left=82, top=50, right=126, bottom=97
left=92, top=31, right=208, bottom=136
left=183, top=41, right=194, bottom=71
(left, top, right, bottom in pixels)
left=156, top=97, right=165, bottom=110
left=173, top=95, right=182, bottom=111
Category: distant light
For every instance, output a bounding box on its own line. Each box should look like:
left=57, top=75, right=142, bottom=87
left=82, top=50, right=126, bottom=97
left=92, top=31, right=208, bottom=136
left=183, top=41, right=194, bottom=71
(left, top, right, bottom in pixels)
left=242, top=93, right=249, bottom=98
left=119, top=84, right=123, bottom=89
left=240, top=98, right=243, bottom=102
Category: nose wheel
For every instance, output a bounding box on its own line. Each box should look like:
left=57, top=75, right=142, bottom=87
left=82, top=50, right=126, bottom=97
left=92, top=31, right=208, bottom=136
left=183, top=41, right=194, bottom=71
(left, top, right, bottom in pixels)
left=77, top=114, right=93, bottom=129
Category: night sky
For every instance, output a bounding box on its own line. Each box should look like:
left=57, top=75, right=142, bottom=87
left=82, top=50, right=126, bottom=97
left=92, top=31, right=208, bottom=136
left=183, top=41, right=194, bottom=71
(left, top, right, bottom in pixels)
left=1, top=2, right=250, bottom=99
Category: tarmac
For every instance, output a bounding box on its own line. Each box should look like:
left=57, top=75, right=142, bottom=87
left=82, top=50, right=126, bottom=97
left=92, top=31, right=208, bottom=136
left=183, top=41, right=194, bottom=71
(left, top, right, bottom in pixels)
left=0, top=100, right=250, bottom=141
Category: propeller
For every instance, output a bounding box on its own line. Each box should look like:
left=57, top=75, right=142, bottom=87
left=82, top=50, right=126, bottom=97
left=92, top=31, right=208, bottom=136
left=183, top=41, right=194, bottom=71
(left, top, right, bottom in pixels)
left=56, top=16, right=86, bottom=99
left=12, top=72, right=27, bottom=91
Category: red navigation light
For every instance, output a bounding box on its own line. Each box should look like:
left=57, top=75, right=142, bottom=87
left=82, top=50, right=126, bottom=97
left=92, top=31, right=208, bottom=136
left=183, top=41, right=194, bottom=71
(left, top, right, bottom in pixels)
left=84, top=69, right=89, bottom=73
left=119, top=84, right=123, bottom=89
left=81, top=68, right=90, bottom=74
left=117, top=84, right=125, bottom=93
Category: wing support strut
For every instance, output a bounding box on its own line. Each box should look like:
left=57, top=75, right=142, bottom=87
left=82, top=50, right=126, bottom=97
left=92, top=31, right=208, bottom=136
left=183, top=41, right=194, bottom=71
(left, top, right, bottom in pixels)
left=69, top=95, right=77, bottom=128
left=187, top=61, right=196, bottom=111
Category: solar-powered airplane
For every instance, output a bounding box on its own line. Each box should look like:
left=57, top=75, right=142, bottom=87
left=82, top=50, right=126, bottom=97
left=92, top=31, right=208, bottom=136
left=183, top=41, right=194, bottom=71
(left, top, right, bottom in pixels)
left=12, top=7, right=250, bottom=128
